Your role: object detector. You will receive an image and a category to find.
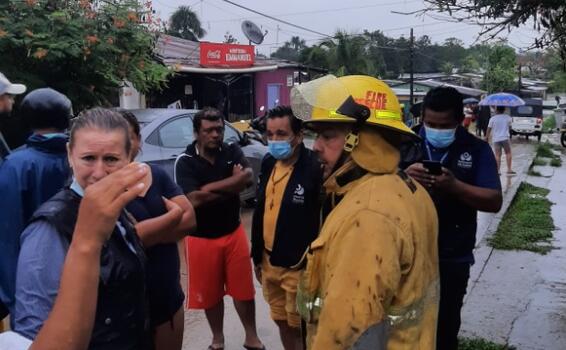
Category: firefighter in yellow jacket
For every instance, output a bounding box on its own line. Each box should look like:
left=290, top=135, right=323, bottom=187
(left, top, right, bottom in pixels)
left=291, top=75, right=439, bottom=350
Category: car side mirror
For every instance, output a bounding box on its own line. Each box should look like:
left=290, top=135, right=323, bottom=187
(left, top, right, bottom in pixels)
left=240, top=131, right=250, bottom=146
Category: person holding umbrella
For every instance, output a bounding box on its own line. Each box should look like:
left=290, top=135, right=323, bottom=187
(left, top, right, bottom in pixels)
left=487, top=106, right=513, bottom=174
left=481, top=93, right=525, bottom=175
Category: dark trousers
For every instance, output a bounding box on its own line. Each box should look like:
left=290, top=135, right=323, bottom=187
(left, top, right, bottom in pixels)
left=436, top=261, right=471, bottom=350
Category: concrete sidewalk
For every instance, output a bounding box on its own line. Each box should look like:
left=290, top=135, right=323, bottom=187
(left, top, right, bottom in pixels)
left=461, top=137, right=566, bottom=349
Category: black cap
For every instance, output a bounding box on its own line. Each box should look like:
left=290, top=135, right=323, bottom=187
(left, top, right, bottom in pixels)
left=20, top=88, right=72, bottom=131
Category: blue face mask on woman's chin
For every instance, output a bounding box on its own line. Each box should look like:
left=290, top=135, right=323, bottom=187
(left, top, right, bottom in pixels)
left=268, top=139, right=294, bottom=160
left=424, top=126, right=457, bottom=149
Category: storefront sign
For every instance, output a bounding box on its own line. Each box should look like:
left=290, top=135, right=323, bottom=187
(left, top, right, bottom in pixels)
left=200, top=42, right=255, bottom=67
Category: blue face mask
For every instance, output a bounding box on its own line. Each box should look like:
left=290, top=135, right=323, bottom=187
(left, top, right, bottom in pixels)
left=425, top=126, right=456, bottom=149
left=268, top=140, right=293, bottom=160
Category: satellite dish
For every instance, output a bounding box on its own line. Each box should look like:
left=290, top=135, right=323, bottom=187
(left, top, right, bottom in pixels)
left=241, top=20, right=265, bottom=45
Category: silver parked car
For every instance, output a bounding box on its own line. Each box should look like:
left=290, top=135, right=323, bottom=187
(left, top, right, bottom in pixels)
left=130, top=109, right=268, bottom=203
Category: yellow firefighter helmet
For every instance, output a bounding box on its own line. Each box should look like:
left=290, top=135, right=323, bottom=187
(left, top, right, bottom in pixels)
left=291, top=75, right=418, bottom=150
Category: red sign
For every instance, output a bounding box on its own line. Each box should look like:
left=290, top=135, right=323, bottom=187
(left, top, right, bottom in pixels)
left=200, top=42, right=255, bottom=68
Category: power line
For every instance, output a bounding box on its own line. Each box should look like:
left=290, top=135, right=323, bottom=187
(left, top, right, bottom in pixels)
left=205, top=0, right=319, bottom=42
left=219, top=0, right=331, bottom=38
left=208, top=1, right=422, bottom=23
left=205, top=0, right=242, bottom=18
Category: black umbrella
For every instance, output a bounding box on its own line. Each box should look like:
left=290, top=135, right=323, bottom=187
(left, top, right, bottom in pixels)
left=463, top=97, right=479, bottom=104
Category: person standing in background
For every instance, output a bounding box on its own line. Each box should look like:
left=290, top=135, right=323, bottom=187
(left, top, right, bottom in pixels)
left=175, top=107, right=265, bottom=350
left=0, top=88, right=71, bottom=325
left=487, top=106, right=514, bottom=174
left=0, top=73, right=26, bottom=161
left=251, top=106, right=322, bottom=350
left=120, top=110, right=196, bottom=350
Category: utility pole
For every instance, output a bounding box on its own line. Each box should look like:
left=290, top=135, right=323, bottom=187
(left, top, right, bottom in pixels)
left=409, top=28, right=414, bottom=111
left=276, top=25, right=280, bottom=46
left=518, top=63, right=523, bottom=95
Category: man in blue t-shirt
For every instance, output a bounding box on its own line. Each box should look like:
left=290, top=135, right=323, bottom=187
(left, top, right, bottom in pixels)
left=405, top=87, right=503, bottom=350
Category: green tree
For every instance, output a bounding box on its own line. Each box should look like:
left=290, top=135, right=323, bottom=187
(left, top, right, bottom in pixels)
left=299, top=46, right=329, bottom=70
left=320, top=31, right=370, bottom=76
left=413, top=35, right=440, bottom=73
left=460, top=55, right=481, bottom=73
left=0, top=0, right=170, bottom=110
left=482, top=45, right=517, bottom=93
left=424, top=0, right=566, bottom=52
left=271, top=36, right=306, bottom=61
left=518, top=51, right=546, bottom=78
left=551, top=71, right=566, bottom=92
left=167, top=5, right=205, bottom=42
left=363, top=30, right=395, bottom=77
left=441, top=62, right=455, bottom=74
left=544, top=47, right=566, bottom=76
left=439, top=37, right=467, bottom=67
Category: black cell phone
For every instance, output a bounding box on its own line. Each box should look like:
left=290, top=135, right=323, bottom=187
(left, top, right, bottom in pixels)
left=422, top=160, right=442, bottom=175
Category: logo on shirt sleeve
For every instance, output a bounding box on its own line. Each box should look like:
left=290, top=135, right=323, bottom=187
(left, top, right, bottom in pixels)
left=457, top=152, right=473, bottom=169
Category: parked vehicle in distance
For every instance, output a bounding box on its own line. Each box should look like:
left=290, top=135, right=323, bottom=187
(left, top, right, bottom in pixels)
left=510, top=98, right=543, bottom=142
left=130, top=109, right=268, bottom=204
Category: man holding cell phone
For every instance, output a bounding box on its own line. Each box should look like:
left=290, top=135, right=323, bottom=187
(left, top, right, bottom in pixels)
left=405, top=87, right=503, bottom=350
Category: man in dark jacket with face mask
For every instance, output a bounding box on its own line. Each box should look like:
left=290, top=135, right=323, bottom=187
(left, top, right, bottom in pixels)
left=0, top=88, right=72, bottom=324
left=251, top=106, right=322, bottom=350
left=405, top=87, right=503, bottom=350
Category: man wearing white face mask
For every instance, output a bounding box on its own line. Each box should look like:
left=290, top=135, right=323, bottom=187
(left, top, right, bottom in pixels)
left=251, top=106, right=322, bottom=350
left=405, top=87, right=503, bottom=350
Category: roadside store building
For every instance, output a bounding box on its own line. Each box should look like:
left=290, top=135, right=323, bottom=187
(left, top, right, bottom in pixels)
left=121, top=34, right=326, bottom=121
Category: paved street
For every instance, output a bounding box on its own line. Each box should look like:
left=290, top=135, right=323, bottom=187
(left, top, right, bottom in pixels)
left=461, top=134, right=566, bottom=349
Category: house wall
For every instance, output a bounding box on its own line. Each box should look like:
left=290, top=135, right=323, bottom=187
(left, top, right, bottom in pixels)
left=254, top=68, right=295, bottom=114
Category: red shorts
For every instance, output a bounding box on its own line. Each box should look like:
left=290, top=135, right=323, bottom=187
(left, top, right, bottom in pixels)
left=185, top=224, right=255, bottom=309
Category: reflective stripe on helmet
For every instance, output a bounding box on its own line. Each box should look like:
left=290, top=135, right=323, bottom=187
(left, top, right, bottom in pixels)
left=329, top=109, right=400, bottom=120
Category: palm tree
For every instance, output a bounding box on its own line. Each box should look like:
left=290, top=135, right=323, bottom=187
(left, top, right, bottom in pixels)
left=167, top=6, right=206, bottom=42
left=320, top=31, right=369, bottom=76
left=289, top=36, right=306, bottom=51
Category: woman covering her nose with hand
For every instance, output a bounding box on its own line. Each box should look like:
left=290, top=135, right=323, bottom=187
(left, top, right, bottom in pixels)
left=0, top=160, right=152, bottom=350
left=12, top=108, right=155, bottom=350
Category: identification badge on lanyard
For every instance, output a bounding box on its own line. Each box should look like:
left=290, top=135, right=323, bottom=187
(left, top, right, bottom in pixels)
left=425, top=142, right=449, bottom=165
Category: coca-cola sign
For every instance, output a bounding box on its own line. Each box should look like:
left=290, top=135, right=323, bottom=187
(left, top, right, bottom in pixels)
left=200, top=42, right=255, bottom=67
left=207, top=50, right=221, bottom=60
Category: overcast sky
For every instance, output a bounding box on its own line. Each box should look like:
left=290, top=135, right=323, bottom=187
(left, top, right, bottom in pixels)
left=152, top=0, right=542, bottom=55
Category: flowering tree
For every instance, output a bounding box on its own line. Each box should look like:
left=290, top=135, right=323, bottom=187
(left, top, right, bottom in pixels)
left=0, top=0, right=170, bottom=110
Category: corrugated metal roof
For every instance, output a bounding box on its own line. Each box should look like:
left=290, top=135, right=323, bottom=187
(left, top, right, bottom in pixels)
left=415, top=79, right=486, bottom=97
left=392, top=88, right=427, bottom=96
left=156, top=34, right=200, bottom=60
